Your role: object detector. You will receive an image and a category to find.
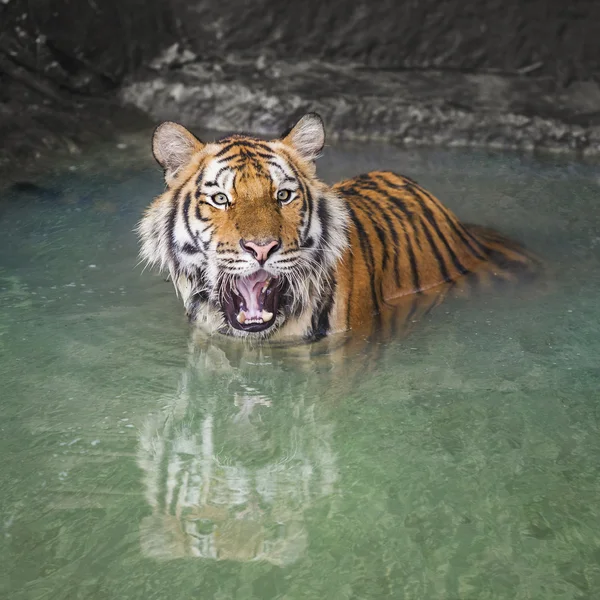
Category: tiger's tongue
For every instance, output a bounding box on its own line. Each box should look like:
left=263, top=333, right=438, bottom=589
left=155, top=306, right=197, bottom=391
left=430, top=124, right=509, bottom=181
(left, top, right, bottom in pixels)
left=237, top=270, right=269, bottom=319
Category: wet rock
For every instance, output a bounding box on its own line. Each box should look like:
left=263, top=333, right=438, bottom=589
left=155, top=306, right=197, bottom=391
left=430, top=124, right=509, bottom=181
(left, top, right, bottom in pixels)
left=121, top=58, right=600, bottom=155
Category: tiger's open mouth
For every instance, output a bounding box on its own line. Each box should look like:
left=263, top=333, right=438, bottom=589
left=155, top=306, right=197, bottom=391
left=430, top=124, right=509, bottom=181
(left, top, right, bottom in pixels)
left=221, top=269, right=285, bottom=333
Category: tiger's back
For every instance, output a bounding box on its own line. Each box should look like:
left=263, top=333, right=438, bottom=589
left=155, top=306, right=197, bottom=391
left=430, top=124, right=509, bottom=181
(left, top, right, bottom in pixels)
left=328, top=170, right=541, bottom=335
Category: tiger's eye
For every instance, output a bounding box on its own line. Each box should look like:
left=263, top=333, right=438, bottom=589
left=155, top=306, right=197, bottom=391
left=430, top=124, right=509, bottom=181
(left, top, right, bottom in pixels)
left=212, top=193, right=228, bottom=206
left=277, top=190, right=292, bottom=203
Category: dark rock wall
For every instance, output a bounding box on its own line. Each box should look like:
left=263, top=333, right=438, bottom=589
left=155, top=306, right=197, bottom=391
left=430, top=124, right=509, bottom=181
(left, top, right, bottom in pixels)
left=0, top=0, right=172, bottom=170
left=1, top=0, right=177, bottom=94
left=175, top=0, right=600, bottom=86
left=2, top=0, right=599, bottom=92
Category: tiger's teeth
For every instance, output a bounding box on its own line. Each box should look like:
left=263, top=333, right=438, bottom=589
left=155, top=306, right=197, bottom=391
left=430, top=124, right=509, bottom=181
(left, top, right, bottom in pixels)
left=261, top=310, right=273, bottom=322
left=237, top=311, right=246, bottom=324
left=262, top=278, right=271, bottom=292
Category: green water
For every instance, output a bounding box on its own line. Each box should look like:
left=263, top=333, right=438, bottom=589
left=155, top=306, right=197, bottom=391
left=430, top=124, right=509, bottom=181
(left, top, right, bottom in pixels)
left=1, top=135, right=600, bottom=599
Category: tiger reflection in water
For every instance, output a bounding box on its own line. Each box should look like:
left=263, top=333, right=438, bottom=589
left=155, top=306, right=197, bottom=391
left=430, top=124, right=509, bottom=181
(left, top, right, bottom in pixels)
left=137, top=333, right=342, bottom=566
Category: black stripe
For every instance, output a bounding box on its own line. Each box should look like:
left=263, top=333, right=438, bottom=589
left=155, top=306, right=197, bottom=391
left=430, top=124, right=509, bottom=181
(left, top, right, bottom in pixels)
left=238, top=148, right=268, bottom=174
left=350, top=185, right=400, bottom=287
left=380, top=204, right=402, bottom=287
left=265, top=162, right=295, bottom=183
left=181, top=243, right=197, bottom=254
left=311, top=279, right=337, bottom=340
left=295, top=176, right=312, bottom=242
left=316, top=197, right=331, bottom=248
left=267, top=161, right=288, bottom=175
left=213, top=166, right=231, bottom=183
left=167, top=188, right=180, bottom=267
left=347, top=205, right=381, bottom=326
left=353, top=199, right=389, bottom=273
left=181, top=192, right=197, bottom=250
left=345, top=241, right=354, bottom=330
left=312, top=197, right=334, bottom=274
left=417, top=186, right=487, bottom=261
left=297, top=194, right=308, bottom=231
left=416, top=215, right=452, bottom=282
left=214, top=143, right=237, bottom=159
left=404, top=223, right=421, bottom=292
left=213, top=139, right=271, bottom=158
left=255, top=151, right=278, bottom=160
left=305, top=185, right=314, bottom=240
left=225, top=138, right=272, bottom=151
left=186, top=284, right=210, bottom=321
left=195, top=202, right=210, bottom=222
left=405, top=184, right=469, bottom=276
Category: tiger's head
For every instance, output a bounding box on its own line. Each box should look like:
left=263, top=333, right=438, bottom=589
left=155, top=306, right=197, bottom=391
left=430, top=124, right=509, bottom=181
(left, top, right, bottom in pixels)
left=138, top=113, right=349, bottom=339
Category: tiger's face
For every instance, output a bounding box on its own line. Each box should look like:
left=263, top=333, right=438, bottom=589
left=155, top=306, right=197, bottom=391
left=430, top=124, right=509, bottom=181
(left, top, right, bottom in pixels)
left=138, top=114, right=349, bottom=339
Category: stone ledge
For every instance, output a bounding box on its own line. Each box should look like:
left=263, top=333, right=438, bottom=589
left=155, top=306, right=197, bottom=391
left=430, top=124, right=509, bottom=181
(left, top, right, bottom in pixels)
left=120, top=57, right=600, bottom=156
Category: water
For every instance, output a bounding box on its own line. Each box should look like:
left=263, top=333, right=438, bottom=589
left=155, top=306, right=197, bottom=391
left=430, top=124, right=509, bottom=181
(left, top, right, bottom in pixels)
left=1, top=134, right=600, bottom=599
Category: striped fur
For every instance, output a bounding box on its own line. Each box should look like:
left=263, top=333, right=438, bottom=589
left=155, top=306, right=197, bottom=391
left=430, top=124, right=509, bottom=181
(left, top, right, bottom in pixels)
left=139, top=113, right=540, bottom=342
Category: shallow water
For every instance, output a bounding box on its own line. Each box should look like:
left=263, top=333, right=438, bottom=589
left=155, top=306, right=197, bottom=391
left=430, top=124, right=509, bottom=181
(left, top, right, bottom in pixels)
left=1, top=134, right=600, bottom=599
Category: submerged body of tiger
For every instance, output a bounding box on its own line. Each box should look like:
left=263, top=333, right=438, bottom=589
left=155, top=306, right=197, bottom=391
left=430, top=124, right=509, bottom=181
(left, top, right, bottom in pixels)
left=139, top=113, right=540, bottom=341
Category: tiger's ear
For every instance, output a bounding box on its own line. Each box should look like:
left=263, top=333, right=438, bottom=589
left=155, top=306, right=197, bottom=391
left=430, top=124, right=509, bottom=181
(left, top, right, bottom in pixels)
left=152, top=122, right=204, bottom=185
left=281, top=113, right=325, bottom=162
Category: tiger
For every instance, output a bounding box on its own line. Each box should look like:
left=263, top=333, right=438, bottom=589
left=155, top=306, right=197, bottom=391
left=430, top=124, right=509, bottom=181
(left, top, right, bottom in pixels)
left=138, top=112, right=540, bottom=342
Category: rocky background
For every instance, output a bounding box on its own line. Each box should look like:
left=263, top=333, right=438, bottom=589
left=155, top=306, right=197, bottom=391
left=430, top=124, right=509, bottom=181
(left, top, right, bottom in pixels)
left=2, top=0, right=600, bottom=172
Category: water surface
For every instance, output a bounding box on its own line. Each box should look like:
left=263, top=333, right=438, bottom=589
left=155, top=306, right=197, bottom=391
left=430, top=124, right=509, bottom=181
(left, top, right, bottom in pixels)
left=1, top=135, right=600, bottom=599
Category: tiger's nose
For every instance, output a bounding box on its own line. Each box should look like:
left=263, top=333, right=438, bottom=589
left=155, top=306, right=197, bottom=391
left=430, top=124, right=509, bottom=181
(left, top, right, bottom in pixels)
left=240, top=238, right=281, bottom=265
